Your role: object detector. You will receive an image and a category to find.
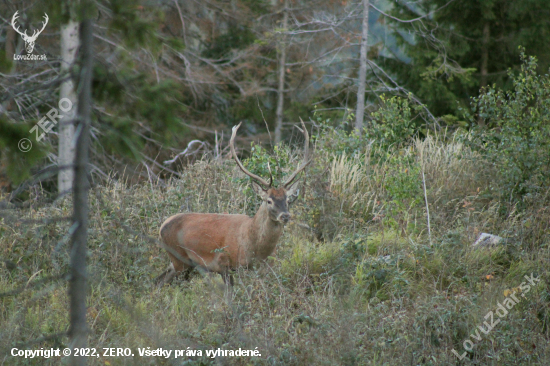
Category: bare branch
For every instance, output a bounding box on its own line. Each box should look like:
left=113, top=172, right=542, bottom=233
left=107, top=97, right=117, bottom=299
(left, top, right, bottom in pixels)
left=370, top=0, right=457, bottom=24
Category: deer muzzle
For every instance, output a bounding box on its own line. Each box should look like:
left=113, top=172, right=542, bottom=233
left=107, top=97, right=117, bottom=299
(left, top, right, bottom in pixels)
left=278, top=212, right=291, bottom=224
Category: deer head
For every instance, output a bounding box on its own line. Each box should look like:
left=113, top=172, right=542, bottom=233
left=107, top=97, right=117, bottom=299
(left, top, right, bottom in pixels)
left=11, top=11, right=49, bottom=54
left=229, top=119, right=311, bottom=225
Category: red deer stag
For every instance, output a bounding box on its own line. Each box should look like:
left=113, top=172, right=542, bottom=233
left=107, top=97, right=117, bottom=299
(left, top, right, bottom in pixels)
left=157, top=121, right=310, bottom=285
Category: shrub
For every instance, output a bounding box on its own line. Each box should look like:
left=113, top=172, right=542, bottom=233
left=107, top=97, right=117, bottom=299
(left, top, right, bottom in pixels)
left=367, top=94, right=426, bottom=150
left=468, top=50, right=550, bottom=205
left=313, top=94, right=428, bottom=158
left=382, top=151, right=423, bottom=234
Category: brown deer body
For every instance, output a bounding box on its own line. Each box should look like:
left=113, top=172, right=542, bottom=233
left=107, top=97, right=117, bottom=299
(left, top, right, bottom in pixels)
left=157, top=121, right=310, bottom=285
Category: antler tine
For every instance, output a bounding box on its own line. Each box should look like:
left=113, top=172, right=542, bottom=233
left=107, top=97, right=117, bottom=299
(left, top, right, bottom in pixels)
left=283, top=118, right=311, bottom=188
left=230, top=122, right=271, bottom=188
left=267, top=162, right=273, bottom=187
left=40, top=13, right=48, bottom=31
left=31, top=13, right=48, bottom=38
left=11, top=11, right=27, bottom=37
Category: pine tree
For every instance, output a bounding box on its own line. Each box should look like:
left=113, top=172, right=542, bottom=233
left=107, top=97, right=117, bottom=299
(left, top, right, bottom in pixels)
left=380, top=0, right=550, bottom=118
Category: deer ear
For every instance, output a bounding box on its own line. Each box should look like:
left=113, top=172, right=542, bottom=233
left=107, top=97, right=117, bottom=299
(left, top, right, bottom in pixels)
left=252, top=181, right=269, bottom=200
left=286, top=182, right=300, bottom=203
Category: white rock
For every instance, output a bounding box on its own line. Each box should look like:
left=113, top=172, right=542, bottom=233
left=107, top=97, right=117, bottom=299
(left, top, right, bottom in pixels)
left=472, top=233, right=504, bottom=248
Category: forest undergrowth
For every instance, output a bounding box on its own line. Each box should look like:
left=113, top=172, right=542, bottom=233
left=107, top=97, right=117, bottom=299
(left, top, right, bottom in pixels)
left=1, top=130, right=549, bottom=365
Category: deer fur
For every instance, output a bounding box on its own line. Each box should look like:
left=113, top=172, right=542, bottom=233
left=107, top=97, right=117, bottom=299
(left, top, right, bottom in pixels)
left=157, top=121, right=310, bottom=286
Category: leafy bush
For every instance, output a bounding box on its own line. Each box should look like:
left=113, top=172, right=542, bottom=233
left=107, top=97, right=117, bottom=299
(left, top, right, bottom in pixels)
left=313, top=94, right=428, bottom=162
left=468, top=50, right=550, bottom=204
left=312, top=111, right=367, bottom=157
left=382, top=152, right=423, bottom=234
left=367, top=94, right=426, bottom=150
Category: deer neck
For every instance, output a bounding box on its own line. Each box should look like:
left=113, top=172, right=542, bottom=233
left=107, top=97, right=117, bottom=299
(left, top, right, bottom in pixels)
left=246, top=203, right=283, bottom=261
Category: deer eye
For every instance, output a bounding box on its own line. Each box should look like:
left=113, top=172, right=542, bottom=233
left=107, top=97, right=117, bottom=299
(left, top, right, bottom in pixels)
left=267, top=199, right=273, bottom=205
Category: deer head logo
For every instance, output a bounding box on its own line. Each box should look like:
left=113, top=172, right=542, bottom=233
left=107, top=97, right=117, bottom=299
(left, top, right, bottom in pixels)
left=11, top=11, right=49, bottom=54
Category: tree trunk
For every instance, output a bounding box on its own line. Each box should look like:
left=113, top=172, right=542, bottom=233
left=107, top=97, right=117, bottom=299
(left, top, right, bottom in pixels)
left=355, top=0, right=369, bottom=135
left=274, top=0, right=288, bottom=145
left=5, top=26, right=16, bottom=65
left=58, top=21, right=79, bottom=194
left=478, top=22, right=490, bottom=126
left=69, top=18, right=93, bottom=366
left=480, top=22, right=490, bottom=89
left=2, top=27, right=16, bottom=112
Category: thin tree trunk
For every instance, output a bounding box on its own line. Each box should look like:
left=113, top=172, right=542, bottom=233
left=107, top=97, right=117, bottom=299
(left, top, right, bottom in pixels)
left=5, top=27, right=16, bottom=66
left=69, top=18, right=93, bottom=366
left=275, top=0, right=288, bottom=145
left=2, top=27, right=16, bottom=112
left=480, top=22, right=490, bottom=89
left=58, top=21, right=79, bottom=194
left=355, top=0, right=369, bottom=135
left=478, top=22, right=490, bottom=126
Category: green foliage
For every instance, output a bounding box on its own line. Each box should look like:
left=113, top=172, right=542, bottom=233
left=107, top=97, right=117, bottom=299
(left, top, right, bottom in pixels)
left=312, top=109, right=366, bottom=157
left=86, top=1, right=187, bottom=161
left=240, top=0, right=270, bottom=15
left=384, top=155, right=421, bottom=203
left=130, top=79, right=185, bottom=141
left=100, top=117, right=144, bottom=159
left=280, top=233, right=368, bottom=290
left=353, top=255, right=407, bottom=300
left=382, top=0, right=550, bottom=117
left=203, top=25, right=256, bottom=60
left=310, top=98, right=427, bottom=237
left=382, top=153, right=423, bottom=233
left=93, top=64, right=185, bottom=159
left=108, top=0, right=158, bottom=49
left=467, top=51, right=550, bottom=202
left=241, top=143, right=292, bottom=188
left=314, top=95, right=428, bottom=159
left=0, top=118, right=47, bottom=184
left=314, top=125, right=364, bottom=157
left=0, top=50, right=13, bottom=73
left=92, top=63, right=126, bottom=104
left=229, top=97, right=274, bottom=128
left=367, top=94, right=425, bottom=150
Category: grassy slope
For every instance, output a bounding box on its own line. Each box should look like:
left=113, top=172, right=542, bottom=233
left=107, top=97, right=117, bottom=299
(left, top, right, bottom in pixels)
left=1, top=135, right=549, bottom=365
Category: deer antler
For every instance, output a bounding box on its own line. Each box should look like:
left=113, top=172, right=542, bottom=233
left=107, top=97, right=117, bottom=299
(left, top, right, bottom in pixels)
left=29, top=13, right=48, bottom=40
left=283, top=118, right=311, bottom=188
left=11, top=11, right=27, bottom=38
left=11, top=12, right=48, bottom=41
left=230, top=122, right=272, bottom=188
left=266, top=161, right=273, bottom=187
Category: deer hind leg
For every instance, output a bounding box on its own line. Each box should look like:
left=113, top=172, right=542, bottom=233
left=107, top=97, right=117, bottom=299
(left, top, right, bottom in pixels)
left=155, top=263, right=177, bottom=286
left=156, top=253, right=194, bottom=286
